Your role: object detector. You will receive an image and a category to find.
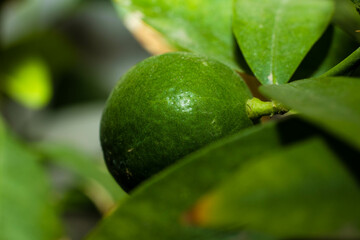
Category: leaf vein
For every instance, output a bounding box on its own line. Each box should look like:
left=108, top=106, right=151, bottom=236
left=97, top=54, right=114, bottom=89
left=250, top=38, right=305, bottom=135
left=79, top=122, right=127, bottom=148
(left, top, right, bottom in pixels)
left=269, top=0, right=289, bottom=85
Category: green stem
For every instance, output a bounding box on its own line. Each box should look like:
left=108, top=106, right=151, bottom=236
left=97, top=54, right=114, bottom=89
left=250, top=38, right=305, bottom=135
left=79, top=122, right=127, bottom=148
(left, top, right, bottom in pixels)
left=319, top=47, right=360, bottom=78
left=246, top=97, right=289, bottom=120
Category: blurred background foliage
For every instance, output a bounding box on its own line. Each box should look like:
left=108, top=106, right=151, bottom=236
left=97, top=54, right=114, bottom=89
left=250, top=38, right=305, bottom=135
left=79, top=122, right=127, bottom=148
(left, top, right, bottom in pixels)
left=1, top=0, right=360, bottom=240
left=0, top=0, right=150, bottom=239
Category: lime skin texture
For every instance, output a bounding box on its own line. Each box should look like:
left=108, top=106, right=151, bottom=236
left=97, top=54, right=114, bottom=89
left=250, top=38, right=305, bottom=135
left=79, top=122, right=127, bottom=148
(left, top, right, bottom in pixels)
left=100, top=52, right=253, bottom=192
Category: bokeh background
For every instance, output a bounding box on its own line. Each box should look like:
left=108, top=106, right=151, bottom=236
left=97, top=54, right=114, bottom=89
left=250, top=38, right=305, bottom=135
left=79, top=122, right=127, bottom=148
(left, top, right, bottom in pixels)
left=0, top=0, right=149, bottom=239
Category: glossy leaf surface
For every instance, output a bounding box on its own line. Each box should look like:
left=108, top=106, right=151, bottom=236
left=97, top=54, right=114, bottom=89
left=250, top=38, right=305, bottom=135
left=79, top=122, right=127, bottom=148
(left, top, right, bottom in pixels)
left=113, top=0, right=243, bottom=70
left=233, top=0, right=334, bottom=84
left=261, top=77, right=360, bottom=150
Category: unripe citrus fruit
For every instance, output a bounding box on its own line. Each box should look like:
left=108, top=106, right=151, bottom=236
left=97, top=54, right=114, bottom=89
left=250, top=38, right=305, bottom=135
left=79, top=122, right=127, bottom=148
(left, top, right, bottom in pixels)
left=100, top=52, right=253, bottom=192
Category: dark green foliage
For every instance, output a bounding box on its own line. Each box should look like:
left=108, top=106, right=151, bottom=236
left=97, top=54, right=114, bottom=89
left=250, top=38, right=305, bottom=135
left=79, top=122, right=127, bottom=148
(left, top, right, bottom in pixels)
left=89, top=118, right=360, bottom=240
left=2, top=0, right=360, bottom=239
left=261, top=77, right=360, bottom=150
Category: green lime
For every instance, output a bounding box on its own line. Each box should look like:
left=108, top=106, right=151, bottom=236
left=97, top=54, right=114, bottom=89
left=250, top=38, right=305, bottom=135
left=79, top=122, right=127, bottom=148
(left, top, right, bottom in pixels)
left=100, top=52, right=253, bottom=192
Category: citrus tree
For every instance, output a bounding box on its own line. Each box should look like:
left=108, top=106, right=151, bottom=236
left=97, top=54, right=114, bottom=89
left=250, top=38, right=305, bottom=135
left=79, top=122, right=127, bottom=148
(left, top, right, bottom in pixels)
left=1, top=0, right=360, bottom=239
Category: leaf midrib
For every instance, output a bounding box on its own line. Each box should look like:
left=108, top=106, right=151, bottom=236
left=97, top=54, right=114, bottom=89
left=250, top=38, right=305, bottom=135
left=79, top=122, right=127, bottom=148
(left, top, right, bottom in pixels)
left=269, top=0, right=289, bottom=85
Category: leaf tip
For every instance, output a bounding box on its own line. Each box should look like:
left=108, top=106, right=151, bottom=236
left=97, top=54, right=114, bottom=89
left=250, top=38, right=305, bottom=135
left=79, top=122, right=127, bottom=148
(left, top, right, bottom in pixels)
left=124, top=11, right=144, bottom=31
left=123, top=11, right=176, bottom=55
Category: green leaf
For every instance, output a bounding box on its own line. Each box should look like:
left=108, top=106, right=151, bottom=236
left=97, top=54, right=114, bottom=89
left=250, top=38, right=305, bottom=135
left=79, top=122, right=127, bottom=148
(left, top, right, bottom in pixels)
left=320, top=46, right=360, bottom=77
left=233, top=0, right=334, bottom=84
left=0, top=118, right=62, bottom=240
left=260, top=77, right=360, bottom=150
left=292, top=25, right=359, bottom=80
left=87, top=117, right=343, bottom=240
left=35, top=143, right=126, bottom=205
left=187, top=138, right=360, bottom=238
left=113, top=0, right=243, bottom=71
left=333, top=0, right=360, bottom=42
left=3, top=57, right=52, bottom=109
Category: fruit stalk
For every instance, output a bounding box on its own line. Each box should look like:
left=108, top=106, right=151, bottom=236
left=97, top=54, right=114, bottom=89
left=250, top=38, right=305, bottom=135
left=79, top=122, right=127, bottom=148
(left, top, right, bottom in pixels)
left=246, top=97, right=289, bottom=119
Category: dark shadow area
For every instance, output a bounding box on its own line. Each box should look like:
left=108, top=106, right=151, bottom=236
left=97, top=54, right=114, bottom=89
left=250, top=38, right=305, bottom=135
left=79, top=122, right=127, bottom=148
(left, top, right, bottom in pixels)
left=232, top=34, right=267, bottom=99
left=232, top=34, right=252, bottom=75
left=291, top=26, right=334, bottom=81
left=59, top=187, right=102, bottom=240
left=277, top=117, right=360, bottom=184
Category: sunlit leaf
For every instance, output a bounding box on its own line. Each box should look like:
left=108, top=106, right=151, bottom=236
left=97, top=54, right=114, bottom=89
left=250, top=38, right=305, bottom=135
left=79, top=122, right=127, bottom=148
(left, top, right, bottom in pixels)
left=260, top=77, right=360, bottom=150
left=4, top=57, right=52, bottom=109
left=187, top=139, right=360, bottom=238
left=87, top=117, right=348, bottom=240
left=0, top=117, right=62, bottom=240
left=233, top=0, right=334, bottom=84
left=113, top=0, right=244, bottom=71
